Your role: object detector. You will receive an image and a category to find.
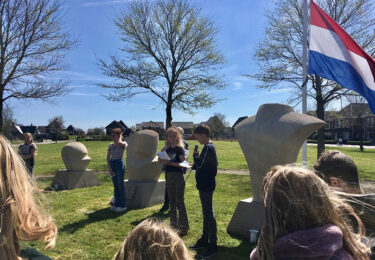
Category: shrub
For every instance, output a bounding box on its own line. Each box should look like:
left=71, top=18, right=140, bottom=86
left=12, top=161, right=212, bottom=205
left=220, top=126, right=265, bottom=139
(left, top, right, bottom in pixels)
left=307, top=139, right=337, bottom=144
left=347, top=140, right=372, bottom=145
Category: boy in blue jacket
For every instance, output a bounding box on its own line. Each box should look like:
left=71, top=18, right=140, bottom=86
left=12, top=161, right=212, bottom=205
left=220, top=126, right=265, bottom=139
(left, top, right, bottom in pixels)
left=190, top=125, right=218, bottom=258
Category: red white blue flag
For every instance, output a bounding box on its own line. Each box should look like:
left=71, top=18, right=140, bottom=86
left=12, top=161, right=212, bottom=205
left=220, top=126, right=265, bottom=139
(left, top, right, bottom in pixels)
left=309, top=0, right=375, bottom=114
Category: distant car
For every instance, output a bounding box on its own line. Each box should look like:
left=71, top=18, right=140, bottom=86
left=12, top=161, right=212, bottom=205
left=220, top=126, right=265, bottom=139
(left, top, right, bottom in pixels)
left=186, top=135, right=196, bottom=140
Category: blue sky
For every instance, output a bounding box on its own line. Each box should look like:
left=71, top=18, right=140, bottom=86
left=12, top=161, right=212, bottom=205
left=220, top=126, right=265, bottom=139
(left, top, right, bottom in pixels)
left=9, top=0, right=294, bottom=131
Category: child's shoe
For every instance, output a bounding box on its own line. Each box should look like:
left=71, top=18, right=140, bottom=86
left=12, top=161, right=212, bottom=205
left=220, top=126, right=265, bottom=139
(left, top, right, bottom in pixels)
left=189, top=237, right=208, bottom=250
left=201, top=243, right=217, bottom=258
left=114, top=206, right=127, bottom=212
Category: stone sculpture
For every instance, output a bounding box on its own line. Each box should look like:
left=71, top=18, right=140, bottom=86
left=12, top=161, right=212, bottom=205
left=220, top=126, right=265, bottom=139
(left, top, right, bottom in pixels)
left=61, top=142, right=91, bottom=171
left=126, top=129, right=163, bottom=181
left=51, top=142, right=99, bottom=190
left=227, top=103, right=326, bottom=238
left=124, top=130, right=164, bottom=209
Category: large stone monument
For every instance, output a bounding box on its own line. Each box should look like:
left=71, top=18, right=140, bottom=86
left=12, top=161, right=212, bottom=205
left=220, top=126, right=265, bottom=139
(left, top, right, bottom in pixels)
left=51, top=142, right=99, bottom=190
left=125, top=130, right=164, bottom=209
left=227, top=103, right=326, bottom=238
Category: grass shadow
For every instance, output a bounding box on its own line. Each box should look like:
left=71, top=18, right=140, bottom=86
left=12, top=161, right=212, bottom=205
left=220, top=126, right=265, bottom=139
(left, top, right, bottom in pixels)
left=192, top=238, right=253, bottom=260
left=130, top=209, right=170, bottom=226
left=60, top=207, right=129, bottom=234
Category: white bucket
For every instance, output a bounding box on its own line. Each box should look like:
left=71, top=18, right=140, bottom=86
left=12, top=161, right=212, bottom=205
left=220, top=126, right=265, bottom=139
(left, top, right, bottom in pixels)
left=249, top=229, right=259, bottom=243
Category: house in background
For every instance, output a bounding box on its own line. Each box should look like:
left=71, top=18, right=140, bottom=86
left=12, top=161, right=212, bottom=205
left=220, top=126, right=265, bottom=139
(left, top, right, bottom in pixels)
left=309, top=103, right=375, bottom=143
left=19, top=124, right=39, bottom=135
left=12, top=124, right=24, bottom=139
left=67, top=125, right=77, bottom=135
left=105, top=120, right=132, bottom=137
left=171, top=121, right=194, bottom=136
left=136, top=121, right=165, bottom=135
left=136, top=121, right=164, bottom=130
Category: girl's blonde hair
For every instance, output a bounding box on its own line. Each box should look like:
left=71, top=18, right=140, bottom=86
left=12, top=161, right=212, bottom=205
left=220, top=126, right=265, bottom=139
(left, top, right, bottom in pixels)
left=0, top=135, right=57, bottom=259
left=113, top=218, right=193, bottom=260
left=257, top=165, right=369, bottom=260
left=166, top=127, right=184, bottom=149
left=24, top=132, right=33, bottom=142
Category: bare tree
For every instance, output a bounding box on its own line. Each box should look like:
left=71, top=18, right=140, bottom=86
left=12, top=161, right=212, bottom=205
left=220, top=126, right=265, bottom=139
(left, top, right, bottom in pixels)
left=0, top=0, right=74, bottom=131
left=76, top=128, right=85, bottom=138
left=99, top=0, right=225, bottom=128
left=48, top=115, right=65, bottom=142
left=48, top=116, right=64, bottom=127
left=251, top=0, right=375, bottom=158
left=2, top=103, right=15, bottom=139
left=207, top=113, right=226, bottom=140
left=214, top=112, right=230, bottom=127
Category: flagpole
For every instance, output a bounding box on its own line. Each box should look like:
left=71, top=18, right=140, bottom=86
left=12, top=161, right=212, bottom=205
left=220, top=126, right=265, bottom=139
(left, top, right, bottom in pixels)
left=302, top=0, right=308, bottom=167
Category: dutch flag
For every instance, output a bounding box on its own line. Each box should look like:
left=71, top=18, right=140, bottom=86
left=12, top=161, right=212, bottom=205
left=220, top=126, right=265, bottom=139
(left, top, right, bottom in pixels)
left=309, top=0, right=375, bottom=114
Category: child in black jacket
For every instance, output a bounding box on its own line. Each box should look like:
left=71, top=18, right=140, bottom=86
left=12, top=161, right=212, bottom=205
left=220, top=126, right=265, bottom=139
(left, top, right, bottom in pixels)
left=190, top=125, right=218, bottom=258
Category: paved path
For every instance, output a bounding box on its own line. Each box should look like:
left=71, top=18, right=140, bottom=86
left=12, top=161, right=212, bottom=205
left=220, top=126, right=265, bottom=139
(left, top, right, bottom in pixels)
left=217, top=169, right=375, bottom=193
left=11, top=140, right=73, bottom=147
left=307, top=143, right=375, bottom=149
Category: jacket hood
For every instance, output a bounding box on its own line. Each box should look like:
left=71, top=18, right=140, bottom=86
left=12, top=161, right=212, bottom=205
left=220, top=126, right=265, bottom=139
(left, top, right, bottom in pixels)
left=250, top=224, right=353, bottom=260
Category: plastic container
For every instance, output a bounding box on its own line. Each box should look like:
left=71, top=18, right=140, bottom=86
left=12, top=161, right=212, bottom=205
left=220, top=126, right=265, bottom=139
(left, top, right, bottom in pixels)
left=249, top=229, right=259, bottom=243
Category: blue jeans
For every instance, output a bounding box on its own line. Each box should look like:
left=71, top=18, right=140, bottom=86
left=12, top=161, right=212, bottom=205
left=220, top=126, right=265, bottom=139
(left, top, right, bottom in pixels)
left=110, top=159, right=126, bottom=207
left=26, top=164, right=34, bottom=176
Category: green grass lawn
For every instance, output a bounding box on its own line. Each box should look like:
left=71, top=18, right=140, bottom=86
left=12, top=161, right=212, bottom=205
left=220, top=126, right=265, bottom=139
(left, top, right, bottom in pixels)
left=25, top=173, right=252, bottom=260
left=19, top=140, right=374, bottom=259
left=32, top=140, right=374, bottom=181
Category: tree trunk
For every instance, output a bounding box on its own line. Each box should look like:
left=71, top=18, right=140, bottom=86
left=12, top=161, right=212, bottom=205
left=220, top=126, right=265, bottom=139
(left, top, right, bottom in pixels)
left=165, top=103, right=172, bottom=130
left=0, top=99, right=3, bottom=134
left=315, top=77, right=325, bottom=158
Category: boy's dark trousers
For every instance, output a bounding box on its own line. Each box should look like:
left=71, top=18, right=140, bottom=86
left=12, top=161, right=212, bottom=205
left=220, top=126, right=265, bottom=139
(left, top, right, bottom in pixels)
left=163, top=183, right=169, bottom=207
left=199, top=190, right=217, bottom=244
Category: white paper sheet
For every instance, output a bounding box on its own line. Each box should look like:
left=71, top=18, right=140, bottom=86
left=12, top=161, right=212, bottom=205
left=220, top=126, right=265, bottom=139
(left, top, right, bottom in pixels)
left=157, top=151, right=171, bottom=160
left=179, top=160, right=192, bottom=168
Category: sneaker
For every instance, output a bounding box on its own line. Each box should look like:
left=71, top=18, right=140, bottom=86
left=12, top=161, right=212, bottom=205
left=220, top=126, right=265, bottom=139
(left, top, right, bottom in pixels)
left=109, top=196, right=115, bottom=206
left=159, top=204, right=169, bottom=212
left=114, top=206, right=127, bottom=212
left=110, top=206, right=116, bottom=211
left=189, top=237, right=208, bottom=250
left=201, top=244, right=217, bottom=259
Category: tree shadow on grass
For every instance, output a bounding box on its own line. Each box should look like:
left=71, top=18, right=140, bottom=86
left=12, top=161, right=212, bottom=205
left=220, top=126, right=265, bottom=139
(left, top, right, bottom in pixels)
left=60, top=207, right=129, bottom=234
left=130, top=209, right=170, bottom=226
left=193, top=235, right=253, bottom=260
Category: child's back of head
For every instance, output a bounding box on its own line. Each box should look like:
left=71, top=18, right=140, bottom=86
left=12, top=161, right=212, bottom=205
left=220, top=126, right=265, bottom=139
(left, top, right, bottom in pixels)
left=193, top=125, right=210, bottom=138
left=254, top=165, right=369, bottom=260
left=113, top=218, right=192, bottom=260
left=314, top=151, right=362, bottom=193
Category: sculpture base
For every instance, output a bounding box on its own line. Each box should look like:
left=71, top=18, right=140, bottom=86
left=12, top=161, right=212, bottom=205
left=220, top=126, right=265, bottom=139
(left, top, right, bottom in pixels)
left=227, top=198, right=265, bottom=239
left=51, top=169, right=99, bottom=190
left=125, top=180, right=166, bottom=209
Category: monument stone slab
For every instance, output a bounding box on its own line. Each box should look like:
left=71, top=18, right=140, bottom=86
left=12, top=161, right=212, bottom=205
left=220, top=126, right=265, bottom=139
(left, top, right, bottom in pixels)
left=124, top=130, right=164, bottom=208
left=227, top=103, right=326, bottom=238
left=51, top=142, right=99, bottom=190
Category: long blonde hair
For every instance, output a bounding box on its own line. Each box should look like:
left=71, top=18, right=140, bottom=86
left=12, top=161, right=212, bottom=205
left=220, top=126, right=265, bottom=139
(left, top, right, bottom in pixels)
left=0, top=135, right=57, bottom=259
left=257, top=165, right=369, bottom=260
left=166, top=127, right=184, bottom=149
left=113, top=218, right=192, bottom=260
